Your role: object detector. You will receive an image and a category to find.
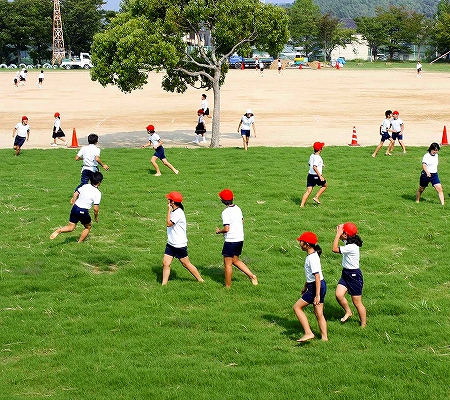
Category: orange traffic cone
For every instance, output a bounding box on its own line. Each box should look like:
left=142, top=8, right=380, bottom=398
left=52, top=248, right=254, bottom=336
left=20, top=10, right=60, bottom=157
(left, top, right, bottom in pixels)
left=348, top=126, right=360, bottom=146
left=317, top=62, right=321, bottom=70
left=441, top=126, right=449, bottom=145
left=336, top=61, right=340, bottom=70
left=70, top=128, right=79, bottom=148
left=241, top=62, right=245, bottom=70
left=299, top=63, right=302, bottom=70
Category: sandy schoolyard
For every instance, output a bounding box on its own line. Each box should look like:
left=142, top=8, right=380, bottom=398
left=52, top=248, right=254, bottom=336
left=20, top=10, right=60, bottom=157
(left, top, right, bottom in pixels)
left=1, top=66, right=449, bottom=150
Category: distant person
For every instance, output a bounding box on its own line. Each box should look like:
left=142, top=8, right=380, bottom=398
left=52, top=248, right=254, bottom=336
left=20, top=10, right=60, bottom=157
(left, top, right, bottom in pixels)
left=215, top=189, right=258, bottom=288
left=50, top=172, right=103, bottom=243
left=75, top=133, right=109, bottom=191
left=12, top=116, right=30, bottom=156
left=293, top=231, right=328, bottom=342
left=300, top=142, right=327, bottom=207
left=141, top=124, right=179, bottom=176
left=416, top=61, right=422, bottom=77
left=237, top=109, right=256, bottom=151
left=36, top=70, right=44, bottom=88
left=388, top=110, right=405, bottom=154
left=193, top=109, right=207, bottom=144
left=201, top=93, right=211, bottom=118
left=259, top=60, right=264, bottom=76
left=162, top=191, right=204, bottom=285
left=255, top=56, right=259, bottom=73
left=51, top=112, right=66, bottom=146
left=277, top=59, right=282, bottom=75
left=19, top=68, right=27, bottom=85
left=372, top=110, right=393, bottom=157
left=415, top=142, right=444, bottom=205
left=13, top=71, right=19, bottom=88
left=332, top=222, right=367, bottom=327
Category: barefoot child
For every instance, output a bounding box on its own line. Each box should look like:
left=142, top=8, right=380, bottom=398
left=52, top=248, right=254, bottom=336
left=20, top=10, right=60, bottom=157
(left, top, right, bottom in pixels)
left=300, top=142, right=327, bottom=207
left=332, top=222, right=367, bottom=327
left=372, top=110, right=393, bottom=157
left=293, top=231, right=328, bottom=342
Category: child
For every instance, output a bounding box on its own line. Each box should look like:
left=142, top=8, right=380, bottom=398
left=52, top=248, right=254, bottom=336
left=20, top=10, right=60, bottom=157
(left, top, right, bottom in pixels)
left=36, top=70, right=44, bottom=87
left=415, top=142, right=444, bottom=205
left=13, top=71, right=19, bottom=88
left=387, top=110, right=405, bottom=154
left=293, top=231, right=328, bottom=342
left=201, top=94, right=211, bottom=118
left=50, top=172, right=103, bottom=243
left=193, top=109, right=207, bottom=144
left=12, top=116, right=30, bottom=156
left=75, top=133, right=109, bottom=190
left=372, top=110, right=393, bottom=157
left=162, top=191, right=204, bottom=285
left=215, top=189, right=258, bottom=288
left=141, top=124, right=179, bottom=176
left=237, top=109, right=256, bottom=151
left=51, top=112, right=66, bottom=146
left=332, top=222, right=367, bottom=327
left=300, top=142, right=327, bottom=207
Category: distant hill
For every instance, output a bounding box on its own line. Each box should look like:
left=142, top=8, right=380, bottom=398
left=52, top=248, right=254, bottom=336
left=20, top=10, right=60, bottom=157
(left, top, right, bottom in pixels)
left=270, top=0, right=440, bottom=18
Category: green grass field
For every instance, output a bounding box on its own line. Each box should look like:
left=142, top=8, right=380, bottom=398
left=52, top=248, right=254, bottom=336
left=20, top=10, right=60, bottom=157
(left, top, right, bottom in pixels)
left=1, top=145, right=449, bottom=399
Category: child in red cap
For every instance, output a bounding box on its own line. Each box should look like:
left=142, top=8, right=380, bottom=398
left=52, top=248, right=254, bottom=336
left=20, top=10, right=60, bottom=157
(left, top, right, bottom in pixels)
left=215, top=189, right=258, bottom=288
left=12, top=116, right=30, bottom=156
left=293, top=231, right=328, bottom=342
left=193, top=109, right=207, bottom=144
left=300, top=142, right=327, bottom=207
left=332, top=222, right=366, bottom=327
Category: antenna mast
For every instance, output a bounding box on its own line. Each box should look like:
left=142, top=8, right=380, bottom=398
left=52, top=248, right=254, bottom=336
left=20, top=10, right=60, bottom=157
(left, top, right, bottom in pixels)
left=52, top=0, right=65, bottom=65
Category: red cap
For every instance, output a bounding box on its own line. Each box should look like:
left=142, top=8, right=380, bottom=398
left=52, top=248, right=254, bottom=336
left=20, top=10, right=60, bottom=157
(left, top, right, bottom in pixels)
left=392, top=111, right=399, bottom=115
left=342, top=222, right=358, bottom=236
left=219, top=189, right=234, bottom=201
left=297, top=231, right=318, bottom=245
left=54, top=112, right=60, bottom=117
left=313, top=142, right=325, bottom=151
left=166, top=191, right=183, bottom=203
left=197, top=109, right=204, bottom=114
left=22, top=116, right=28, bottom=121
left=146, top=124, right=155, bottom=132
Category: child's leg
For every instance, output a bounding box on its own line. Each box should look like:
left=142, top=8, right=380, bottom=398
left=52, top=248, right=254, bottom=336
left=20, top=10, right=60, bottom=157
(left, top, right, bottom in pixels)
left=386, top=138, right=394, bottom=154
left=50, top=222, right=77, bottom=240
left=161, top=158, right=179, bottom=174
left=179, top=256, right=204, bottom=282
left=78, top=223, right=92, bottom=242
left=433, top=183, right=445, bottom=205
left=162, top=254, right=173, bottom=285
left=224, top=256, right=234, bottom=288
left=300, top=186, right=313, bottom=207
left=336, top=283, right=353, bottom=322
left=351, top=295, right=367, bottom=327
left=293, top=298, right=314, bottom=341
left=314, top=183, right=327, bottom=202
left=399, top=140, right=406, bottom=153
left=415, top=186, right=425, bottom=203
left=242, top=135, right=247, bottom=150
left=232, top=256, right=258, bottom=285
left=151, top=156, right=161, bottom=175
left=372, top=141, right=384, bottom=157
left=313, top=303, right=328, bottom=340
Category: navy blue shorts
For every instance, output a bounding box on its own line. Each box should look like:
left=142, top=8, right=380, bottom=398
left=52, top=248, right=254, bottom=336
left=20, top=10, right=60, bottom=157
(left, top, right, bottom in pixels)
left=306, top=174, right=326, bottom=187
left=241, top=130, right=250, bottom=137
left=302, top=280, right=327, bottom=304
left=338, top=268, right=364, bottom=296
left=392, top=132, right=403, bottom=141
left=380, top=132, right=391, bottom=142
left=419, top=171, right=440, bottom=188
left=164, top=243, right=188, bottom=259
left=69, top=204, right=91, bottom=225
left=222, top=241, right=243, bottom=257
left=14, top=136, right=26, bottom=148
left=154, top=146, right=166, bottom=160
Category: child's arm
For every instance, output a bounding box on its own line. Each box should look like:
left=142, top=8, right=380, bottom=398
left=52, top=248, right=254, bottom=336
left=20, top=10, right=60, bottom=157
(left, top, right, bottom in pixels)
left=216, top=224, right=229, bottom=234
left=312, top=165, right=324, bottom=181
left=93, top=205, right=99, bottom=222
left=95, top=155, right=109, bottom=171
left=70, top=191, right=79, bottom=205
left=237, top=120, right=242, bottom=133
left=422, top=162, right=430, bottom=177
left=313, top=273, right=321, bottom=305
left=252, top=122, right=256, bottom=138
left=166, top=203, right=174, bottom=227
left=332, top=224, right=344, bottom=253
left=141, top=141, right=152, bottom=148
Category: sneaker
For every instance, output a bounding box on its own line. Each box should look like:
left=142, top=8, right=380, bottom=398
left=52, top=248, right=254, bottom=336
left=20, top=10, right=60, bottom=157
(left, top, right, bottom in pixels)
left=201, top=139, right=207, bottom=143
left=51, top=143, right=57, bottom=147
left=192, top=140, right=199, bottom=144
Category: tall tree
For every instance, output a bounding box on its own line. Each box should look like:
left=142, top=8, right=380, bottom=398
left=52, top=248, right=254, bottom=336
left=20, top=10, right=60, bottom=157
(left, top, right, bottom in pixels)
left=316, top=13, right=354, bottom=61
left=354, top=15, right=386, bottom=60
left=90, top=0, right=289, bottom=147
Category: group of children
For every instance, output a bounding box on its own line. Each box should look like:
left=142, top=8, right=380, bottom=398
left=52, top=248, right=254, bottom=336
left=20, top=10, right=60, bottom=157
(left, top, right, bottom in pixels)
left=13, top=68, right=45, bottom=88
left=294, top=223, right=366, bottom=342
left=372, top=109, right=405, bottom=157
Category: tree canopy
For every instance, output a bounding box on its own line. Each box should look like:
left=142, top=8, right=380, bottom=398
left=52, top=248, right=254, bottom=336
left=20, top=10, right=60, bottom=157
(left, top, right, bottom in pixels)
left=90, top=0, right=289, bottom=147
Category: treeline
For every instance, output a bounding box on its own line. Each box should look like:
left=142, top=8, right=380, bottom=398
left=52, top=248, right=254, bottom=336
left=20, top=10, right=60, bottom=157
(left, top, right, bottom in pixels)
left=0, top=0, right=115, bottom=65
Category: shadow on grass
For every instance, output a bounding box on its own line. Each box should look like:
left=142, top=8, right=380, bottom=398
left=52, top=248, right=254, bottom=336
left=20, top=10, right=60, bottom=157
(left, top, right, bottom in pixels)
left=401, top=193, right=418, bottom=202
left=197, top=264, right=224, bottom=285
left=152, top=265, right=214, bottom=284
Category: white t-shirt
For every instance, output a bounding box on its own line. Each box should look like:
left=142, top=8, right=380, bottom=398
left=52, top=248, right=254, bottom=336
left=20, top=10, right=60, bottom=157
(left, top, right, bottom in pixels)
left=391, top=118, right=403, bottom=132
left=221, top=205, right=244, bottom=242
left=240, top=115, right=254, bottom=131
left=381, top=118, right=391, bottom=133
left=14, top=123, right=30, bottom=138
left=75, top=183, right=101, bottom=209
left=339, top=243, right=360, bottom=269
left=422, top=152, right=438, bottom=173
left=201, top=98, right=208, bottom=111
left=77, top=144, right=101, bottom=172
left=304, top=252, right=324, bottom=283
left=308, top=153, right=324, bottom=175
left=148, top=133, right=161, bottom=148
left=54, top=118, right=61, bottom=130
left=167, top=208, right=188, bottom=248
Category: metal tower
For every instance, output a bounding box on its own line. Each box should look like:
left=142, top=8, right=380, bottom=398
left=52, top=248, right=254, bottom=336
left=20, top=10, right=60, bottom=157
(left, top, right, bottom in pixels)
left=52, top=0, right=65, bottom=65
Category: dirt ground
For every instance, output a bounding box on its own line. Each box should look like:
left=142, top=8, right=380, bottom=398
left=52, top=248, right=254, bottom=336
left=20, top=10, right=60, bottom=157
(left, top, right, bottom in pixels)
left=1, top=66, right=449, bottom=150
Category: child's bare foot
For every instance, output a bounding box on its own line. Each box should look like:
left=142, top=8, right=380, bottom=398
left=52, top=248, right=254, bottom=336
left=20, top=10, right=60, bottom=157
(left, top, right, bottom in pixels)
left=296, top=333, right=315, bottom=342
left=50, top=229, right=61, bottom=240
left=321, top=337, right=329, bottom=341
left=250, top=275, right=258, bottom=285
left=340, top=313, right=353, bottom=323
left=313, top=197, right=321, bottom=204
left=154, top=172, right=162, bottom=176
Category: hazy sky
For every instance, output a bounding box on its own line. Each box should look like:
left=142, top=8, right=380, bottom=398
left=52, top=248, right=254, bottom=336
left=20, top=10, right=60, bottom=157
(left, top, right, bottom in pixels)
left=103, top=0, right=120, bottom=11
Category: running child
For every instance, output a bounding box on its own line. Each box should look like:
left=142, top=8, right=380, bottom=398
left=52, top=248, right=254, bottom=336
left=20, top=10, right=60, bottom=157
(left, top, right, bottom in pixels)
left=12, top=116, right=30, bottom=156
left=372, top=110, right=393, bottom=157
left=50, top=172, right=103, bottom=243
left=141, top=124, right=179, bottom=176
left=51, top=112, right=66, bottom=146
left=215, top=189, right=258, bottom=288
left=293, top=231, right=328, bottom=342
left=162, top=191, right=204, bottom=285
left=300, top=142, right=327, bottom=207
left=415, top=142, right=444, bottom=205
left=332, top=222, right=367, bottom=327
left=387, top=110, right=405, bottom=154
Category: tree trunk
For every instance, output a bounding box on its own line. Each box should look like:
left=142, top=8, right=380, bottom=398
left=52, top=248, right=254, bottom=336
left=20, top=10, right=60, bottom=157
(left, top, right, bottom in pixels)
left=210, top=67, right=221, bottom=148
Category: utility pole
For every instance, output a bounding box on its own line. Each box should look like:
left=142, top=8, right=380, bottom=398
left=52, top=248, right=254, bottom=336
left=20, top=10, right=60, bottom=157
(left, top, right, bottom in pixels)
left=52, top=0, right=65, bottom=65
